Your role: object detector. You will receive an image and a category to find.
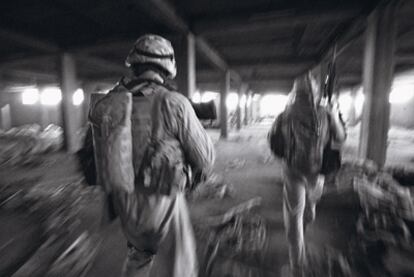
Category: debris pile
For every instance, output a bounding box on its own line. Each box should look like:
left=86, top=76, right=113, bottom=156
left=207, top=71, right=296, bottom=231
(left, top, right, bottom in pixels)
left=354, top=172, right=414, bottom=220
left=353, top=169, right=414, bottom=276
left=308, top=159, right=414, bottom=276
left=328, top=159, right=378, bottom=190
left=225, top=158, right=246, bottom=172
left=387, top=165, right=414, bottom=187
left=305, top=246, right=354, bottom=277
left=194, top=198, right=268, bottom=277
left=189, top=173, right=233, bottom=200
left=0, top=179, right=102, bottom=277
left=0, top=124, right=63, bottom=167
left=259, top=154, right=275, bottom=165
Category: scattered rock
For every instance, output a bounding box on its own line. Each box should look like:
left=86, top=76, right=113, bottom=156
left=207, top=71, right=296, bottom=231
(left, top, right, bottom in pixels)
left=225, top=159, right=246, bottom=171
left=1, top=178, right=103, bottom=277
left=189, top=174, right=234, bottom=200
left=194, top=198, right=267, bottom=277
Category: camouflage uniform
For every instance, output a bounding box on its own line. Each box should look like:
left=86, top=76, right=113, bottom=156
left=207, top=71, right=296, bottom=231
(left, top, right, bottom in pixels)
left=101, top=76, right=214, bottom=277
left=86, top=35, right=215, bottom=277
left=268, top=76, right=345, bottom=277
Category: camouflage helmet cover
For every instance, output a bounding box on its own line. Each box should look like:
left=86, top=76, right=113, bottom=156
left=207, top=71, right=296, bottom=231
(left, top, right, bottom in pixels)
left=125, top=34, right=177, bottom=79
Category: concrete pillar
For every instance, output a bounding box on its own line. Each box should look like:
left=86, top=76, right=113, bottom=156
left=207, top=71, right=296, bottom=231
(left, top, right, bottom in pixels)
left=236, top=85, right=243, bottom=131
left=358, top=1, right=398, bottom=167
left=0, top=104, right=11, bottom=130
left=0, top=81, right=11, bottom=130
left=245, top=90, right=252, bottom=125
left=243, top=94, right=248, bottom=126
left=220, top=70, right=230, bottom=139
left=175, top=33, right=196, bottom=99
left=59, top=53, right=79, bottom=152
left=251, top=92, right=259, bottom=122
left=237, top=83, right=248, bottom=128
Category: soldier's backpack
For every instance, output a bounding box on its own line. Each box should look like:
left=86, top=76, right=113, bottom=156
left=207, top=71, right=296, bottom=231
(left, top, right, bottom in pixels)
left=268, top=113, right=286, bottom=159
left=135, top=86, right=188, bottom=196
left=280, top=108, right=327, bottom=176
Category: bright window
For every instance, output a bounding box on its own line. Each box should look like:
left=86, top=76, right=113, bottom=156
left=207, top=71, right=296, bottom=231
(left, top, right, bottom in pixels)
left=260, top=94, right=288, bottom=117
left=22, top=88, right=39, bottom=105
left=73, top=88, right=85, bottom=106
left=192, top=91, right=201, bottom=103
left=201, top=91, right=218, bottom=103
left=389, top=84, right=414, bottom=104
left=226, top=92, right=239, bottom=111
left=41, top=87, right=62, bottom=105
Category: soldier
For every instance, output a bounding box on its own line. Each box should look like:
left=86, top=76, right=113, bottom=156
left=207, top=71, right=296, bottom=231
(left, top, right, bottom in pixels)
left=268, top=72, right=346, bottom=277
left=87, top=34, right=215, bottom=277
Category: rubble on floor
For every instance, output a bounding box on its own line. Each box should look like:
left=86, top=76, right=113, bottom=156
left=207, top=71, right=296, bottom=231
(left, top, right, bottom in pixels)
left=306, top=246, right=355, bottom=277
left=259, top=153, right=275, bottom=165
left=309, top=159, right=414, bottom=276
left=194, top=197, right=268, bottom=277
left=188, top=173, right=234, bottom=200
left=0, top=178, right=102, bottom=276
left=0, top=124, right=63, bottom=168
left=1, top=176, right=267, bottom=277
left=225, top=158, right=246, bottom=171
left=386, top=165, right=414, bottom=187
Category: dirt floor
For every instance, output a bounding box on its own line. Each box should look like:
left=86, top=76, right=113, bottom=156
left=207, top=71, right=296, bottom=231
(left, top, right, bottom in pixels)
left=1, top=121, right=414, bottom=276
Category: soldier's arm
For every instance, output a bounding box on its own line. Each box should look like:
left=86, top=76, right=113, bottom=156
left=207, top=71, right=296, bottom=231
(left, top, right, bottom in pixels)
left=268, top=113, right=285, bottom=158
left=328, top=103, right=347, bottom=144
left=164, top=94, right=215, bottom=174
left=76, top=125, right=97, bottom=186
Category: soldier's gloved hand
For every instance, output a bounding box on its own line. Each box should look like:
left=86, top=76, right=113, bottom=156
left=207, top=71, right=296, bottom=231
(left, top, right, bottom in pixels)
left=327, top=100, right=342, bottom=123
left=187, top=169, right=211, bottom=192
left=328, top=99, right=347, bottom=142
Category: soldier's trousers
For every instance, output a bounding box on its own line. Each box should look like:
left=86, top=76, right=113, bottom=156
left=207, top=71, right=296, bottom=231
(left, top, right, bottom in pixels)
left=117, top=192, right=197, bottom=277
left=282, top=166, right=325, bottom=277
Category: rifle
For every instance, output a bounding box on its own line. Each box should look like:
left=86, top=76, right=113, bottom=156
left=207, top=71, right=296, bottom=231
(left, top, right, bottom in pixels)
left=320, top=44, right=343, bottom=176
left=323, top=45, right=337, bottom=105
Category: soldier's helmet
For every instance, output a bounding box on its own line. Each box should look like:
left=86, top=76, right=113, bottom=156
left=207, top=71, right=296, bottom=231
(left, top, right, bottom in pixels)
left=125, top=34, right=176, bottom=79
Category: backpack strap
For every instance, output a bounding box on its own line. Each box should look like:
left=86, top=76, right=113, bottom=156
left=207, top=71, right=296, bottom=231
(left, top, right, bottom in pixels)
left=149, top=86, right=169, bottom=142
left=118, top=78, right=170, bottom=143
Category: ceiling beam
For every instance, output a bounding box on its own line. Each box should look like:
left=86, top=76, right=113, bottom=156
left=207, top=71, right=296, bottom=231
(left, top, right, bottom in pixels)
left=197, top=70, right=293, bottom=86
left=229, top=55, right=318, bottom=67
left=203, top=32, right=294, bottom=47
left=319, top=18, right=366, bottom=63
left=333, top=47, right=414, bottom=66
left=197, top=79, right=293, bottom=94
left=0, top=28, right=127, bottom=76
left=133, top=0, right=241, bottom=81
left=133, top=0, right=189, bottom=33
left=217, top=43, right=321, bottom=61
left=0, top=28, right=60, bottom=53
left=72, top=40, right=134, bottom=54
left=194, top=7, right=362, bottom=37
left=4, top=69, right=57, bottom=82
left=76, top=54, right=127, bottom=74
left=319, top=2, right=382, bottom=64
left=198, top=68, right=298, bottom=81
left=0, top=54, right=55, bottom=69
left=292, top=26, right=307, bottom=55
left=195, top=36, right=228, bottom=71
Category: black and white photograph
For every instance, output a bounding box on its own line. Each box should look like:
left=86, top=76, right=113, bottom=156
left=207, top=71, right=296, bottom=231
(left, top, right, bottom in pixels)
left=1, top=0, right=414, bottom=276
